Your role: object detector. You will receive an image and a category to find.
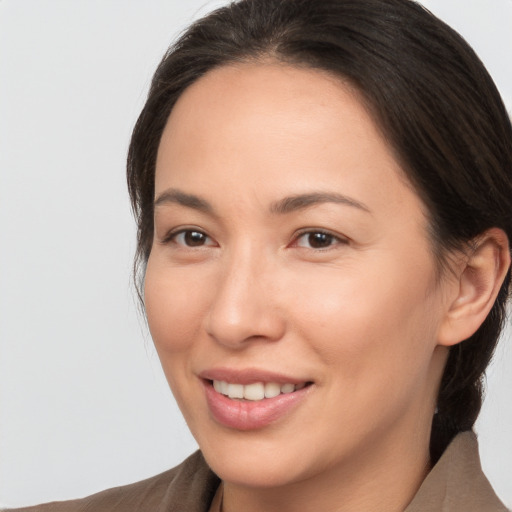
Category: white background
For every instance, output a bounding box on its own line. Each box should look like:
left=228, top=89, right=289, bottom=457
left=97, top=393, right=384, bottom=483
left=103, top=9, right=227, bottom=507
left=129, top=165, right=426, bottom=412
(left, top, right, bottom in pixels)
left=1, top=0, right=511, bottom=508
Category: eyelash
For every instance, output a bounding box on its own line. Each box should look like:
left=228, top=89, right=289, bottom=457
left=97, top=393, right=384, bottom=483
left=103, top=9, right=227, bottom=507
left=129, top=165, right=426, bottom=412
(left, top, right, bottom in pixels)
left=161, top=228, right=216, bottom=248
left=161, top=227, right=348, bottom=251
left=292, top=229, right=348, bottom=250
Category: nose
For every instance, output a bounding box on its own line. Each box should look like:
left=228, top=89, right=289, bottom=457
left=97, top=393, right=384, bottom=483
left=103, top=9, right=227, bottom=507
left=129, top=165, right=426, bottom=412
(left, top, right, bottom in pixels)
left=204, top=249, right=286, bottom=349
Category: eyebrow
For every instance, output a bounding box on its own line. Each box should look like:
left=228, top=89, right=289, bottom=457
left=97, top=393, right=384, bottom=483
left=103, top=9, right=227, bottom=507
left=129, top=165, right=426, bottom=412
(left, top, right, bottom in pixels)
left=154, top=189, right=214, bottom=214
left=270, top=192, right=371, bottom=215
left=154, top=188, right=371, bottom=215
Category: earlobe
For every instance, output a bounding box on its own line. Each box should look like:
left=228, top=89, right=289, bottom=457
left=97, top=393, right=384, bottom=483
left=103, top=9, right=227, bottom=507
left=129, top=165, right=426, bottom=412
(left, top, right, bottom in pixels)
left=437, top=228, right=511, bottom=347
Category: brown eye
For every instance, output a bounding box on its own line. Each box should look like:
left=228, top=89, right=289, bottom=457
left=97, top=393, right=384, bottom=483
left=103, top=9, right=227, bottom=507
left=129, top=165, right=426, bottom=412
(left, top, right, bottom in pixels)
left=172, top=230, right=214, bottom=247
left=184, top=231, right=207, bottom=246
left=307, top=232, right=334, bottom=248
left=295, top=230, right=346, bottom=250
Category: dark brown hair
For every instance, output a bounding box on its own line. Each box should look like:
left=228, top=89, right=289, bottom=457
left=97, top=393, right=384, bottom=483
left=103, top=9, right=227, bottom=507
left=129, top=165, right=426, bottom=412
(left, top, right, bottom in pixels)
left=127, top=0, right=512, bottom=461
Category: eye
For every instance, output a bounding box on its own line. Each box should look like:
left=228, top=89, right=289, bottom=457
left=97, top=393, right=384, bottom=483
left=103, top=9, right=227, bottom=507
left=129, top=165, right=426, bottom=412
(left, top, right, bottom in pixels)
left=166, top=229, right=216, bottom=248
left=294, top=230, right=347, bottom=249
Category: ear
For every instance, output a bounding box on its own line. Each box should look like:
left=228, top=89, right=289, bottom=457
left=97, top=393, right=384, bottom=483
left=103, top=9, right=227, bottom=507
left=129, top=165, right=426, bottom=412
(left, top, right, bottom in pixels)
left=437, top=228, right=511, bottom=347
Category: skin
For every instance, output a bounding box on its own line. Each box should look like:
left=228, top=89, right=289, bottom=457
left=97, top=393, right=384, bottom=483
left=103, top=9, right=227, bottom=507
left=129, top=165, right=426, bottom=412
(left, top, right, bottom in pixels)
left=144, top=62, right=504, bottom=512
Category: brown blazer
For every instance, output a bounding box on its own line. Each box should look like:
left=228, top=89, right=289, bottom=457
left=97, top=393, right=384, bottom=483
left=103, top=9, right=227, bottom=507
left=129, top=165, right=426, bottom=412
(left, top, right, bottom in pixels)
left=3, top=431, right=508, bottom=512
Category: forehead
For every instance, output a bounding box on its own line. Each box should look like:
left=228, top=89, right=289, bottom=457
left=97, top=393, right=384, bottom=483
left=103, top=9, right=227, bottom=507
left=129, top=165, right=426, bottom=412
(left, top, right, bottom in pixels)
left=159, top=62, right=379, bottom=169
left=155, top=61, right=425, bottom=223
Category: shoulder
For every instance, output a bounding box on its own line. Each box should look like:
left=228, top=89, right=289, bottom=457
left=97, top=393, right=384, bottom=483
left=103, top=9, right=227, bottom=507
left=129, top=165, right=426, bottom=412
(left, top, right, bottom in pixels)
left=2, top=451, right=220, bottom=512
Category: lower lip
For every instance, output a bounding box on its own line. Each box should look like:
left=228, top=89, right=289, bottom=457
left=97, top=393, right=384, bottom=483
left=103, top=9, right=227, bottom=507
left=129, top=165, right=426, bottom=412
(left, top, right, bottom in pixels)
left=203, top=381, right=311, bottom=430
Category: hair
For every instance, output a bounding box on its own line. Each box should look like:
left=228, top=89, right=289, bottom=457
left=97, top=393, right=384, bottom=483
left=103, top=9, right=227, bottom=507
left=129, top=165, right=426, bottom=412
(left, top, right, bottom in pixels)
left=127, top=0, right=512, bottom=462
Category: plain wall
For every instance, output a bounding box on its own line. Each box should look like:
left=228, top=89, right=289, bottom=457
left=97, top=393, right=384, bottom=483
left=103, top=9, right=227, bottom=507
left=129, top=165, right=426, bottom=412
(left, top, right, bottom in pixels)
left=1, top=0, right=511, bottom=507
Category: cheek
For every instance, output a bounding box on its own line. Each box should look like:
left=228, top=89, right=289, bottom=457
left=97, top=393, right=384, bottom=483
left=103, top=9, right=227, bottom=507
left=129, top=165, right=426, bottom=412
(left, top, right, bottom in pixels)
left=144, top=255, right=208, bottom=355
left=293, top=255, right=441, bottom=385
left=144, top=255, right=212, bottom=419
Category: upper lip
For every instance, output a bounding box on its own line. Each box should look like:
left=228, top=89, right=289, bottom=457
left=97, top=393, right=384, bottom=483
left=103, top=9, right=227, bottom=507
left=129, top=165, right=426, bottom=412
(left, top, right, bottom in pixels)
left=198, top=367, right=311, bottom=385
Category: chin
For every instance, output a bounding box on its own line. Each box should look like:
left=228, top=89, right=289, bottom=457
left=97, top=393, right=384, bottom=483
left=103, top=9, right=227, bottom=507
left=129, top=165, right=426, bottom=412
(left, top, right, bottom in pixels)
left=190, top=418, right=342, bottom=490
left=204, top=444, right=311, bottom=489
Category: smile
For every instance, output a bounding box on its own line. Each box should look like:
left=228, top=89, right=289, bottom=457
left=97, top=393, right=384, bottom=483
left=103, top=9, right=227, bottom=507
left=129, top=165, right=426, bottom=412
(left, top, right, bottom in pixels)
left=202, top=376, right=313, bottom=430
left=213, top=380, right=307, bottom=401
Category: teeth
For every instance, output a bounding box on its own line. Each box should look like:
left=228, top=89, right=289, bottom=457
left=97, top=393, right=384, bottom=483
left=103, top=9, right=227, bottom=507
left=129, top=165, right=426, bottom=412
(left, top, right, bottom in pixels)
left=212, top=380, right=306, bottom=401
left=227, top=383, right=244, bottom=399
left=244, top=382, right=265, bottom=401
left=281, top=383, right=295, bottom=394
left=264, top=382, right=281, bottom=398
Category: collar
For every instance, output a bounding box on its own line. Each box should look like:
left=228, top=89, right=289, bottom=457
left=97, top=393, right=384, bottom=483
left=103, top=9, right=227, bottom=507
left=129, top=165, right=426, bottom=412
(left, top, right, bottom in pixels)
left=405, top=431, right=507, bottom=511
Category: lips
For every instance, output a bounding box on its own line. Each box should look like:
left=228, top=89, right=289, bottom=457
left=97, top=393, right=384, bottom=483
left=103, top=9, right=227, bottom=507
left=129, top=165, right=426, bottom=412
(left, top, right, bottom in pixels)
left=199, top=368, right=313, bottom=430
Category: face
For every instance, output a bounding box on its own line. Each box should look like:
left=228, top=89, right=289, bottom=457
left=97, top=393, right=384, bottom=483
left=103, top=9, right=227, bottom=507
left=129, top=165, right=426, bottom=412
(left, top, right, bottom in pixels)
left=145, top=62, right=452, bottom=489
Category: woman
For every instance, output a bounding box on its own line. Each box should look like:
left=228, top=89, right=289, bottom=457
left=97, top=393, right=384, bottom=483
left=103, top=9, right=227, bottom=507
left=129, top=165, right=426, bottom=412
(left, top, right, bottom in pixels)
left=6, top=0, right=511, bottom=510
